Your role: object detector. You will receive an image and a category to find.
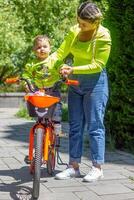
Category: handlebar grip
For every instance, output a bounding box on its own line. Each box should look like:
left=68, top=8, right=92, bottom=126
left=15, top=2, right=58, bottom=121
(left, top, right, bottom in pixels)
left=65, top=79, right=79, bottom=86
left=5, top=77, right=19, bottom=84
left=5, top=77, right=35, bottom=93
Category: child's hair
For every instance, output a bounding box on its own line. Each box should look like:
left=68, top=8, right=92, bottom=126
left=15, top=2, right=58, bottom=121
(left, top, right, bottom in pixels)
left=77, top=1, right=103, bottom=23
left=33, top=35, right=50, bottom=49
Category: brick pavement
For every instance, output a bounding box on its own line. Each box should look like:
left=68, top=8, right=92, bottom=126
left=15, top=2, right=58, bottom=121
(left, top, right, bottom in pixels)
left=0, top=108, right=134, bottom=200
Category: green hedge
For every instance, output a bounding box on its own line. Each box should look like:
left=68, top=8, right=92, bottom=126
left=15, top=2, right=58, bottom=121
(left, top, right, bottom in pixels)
left=104, top=0, right=134, bottom=152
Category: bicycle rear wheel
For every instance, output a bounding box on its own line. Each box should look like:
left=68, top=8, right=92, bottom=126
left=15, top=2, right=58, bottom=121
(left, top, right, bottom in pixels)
left=32, top=128, right=43, bottom=200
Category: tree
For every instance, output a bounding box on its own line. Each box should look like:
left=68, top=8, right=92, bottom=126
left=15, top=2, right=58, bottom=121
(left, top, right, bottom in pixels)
left=0, top=0, right=78, bottom=86
left=0, top=0, right=28, bottom=84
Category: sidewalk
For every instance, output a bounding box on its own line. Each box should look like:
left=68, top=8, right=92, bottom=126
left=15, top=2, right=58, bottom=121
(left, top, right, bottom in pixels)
left=0, top=108, right=134, bottom=200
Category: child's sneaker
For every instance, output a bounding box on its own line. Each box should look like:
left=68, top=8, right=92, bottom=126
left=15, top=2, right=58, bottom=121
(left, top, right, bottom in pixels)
left=83, top=166, right=104, bottom=182
left=55, top=167, right=81, bottom=180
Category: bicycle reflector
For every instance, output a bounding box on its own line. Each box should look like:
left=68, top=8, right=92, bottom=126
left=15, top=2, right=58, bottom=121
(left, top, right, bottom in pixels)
left=5, top=77, right=19, bottom=84
left=65, top=79, right=79, bottom=86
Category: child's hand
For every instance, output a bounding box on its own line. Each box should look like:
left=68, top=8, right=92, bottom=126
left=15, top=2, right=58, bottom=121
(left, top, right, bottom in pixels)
left=24, top=83, right=30, bottom=93
left=34, top=91, right=44, bottom=96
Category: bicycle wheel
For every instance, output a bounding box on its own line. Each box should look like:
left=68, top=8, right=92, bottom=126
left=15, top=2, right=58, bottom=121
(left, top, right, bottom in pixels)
left=32, top=128, right=43, bottom=200
left=47, top=148, right=56, bottom=175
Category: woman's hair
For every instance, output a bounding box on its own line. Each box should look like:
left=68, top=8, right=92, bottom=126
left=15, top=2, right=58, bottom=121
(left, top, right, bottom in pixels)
left=77, top=1, right=103, bottom=23
left=33, top=35, right=50, bottom=49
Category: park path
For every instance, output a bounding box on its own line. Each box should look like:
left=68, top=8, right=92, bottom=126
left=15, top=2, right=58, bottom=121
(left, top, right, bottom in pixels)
left=0, top=108, right=134, bottom=200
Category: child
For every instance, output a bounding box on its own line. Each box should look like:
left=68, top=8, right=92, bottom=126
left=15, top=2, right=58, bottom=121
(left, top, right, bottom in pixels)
left=23, top=35, right=59, bottom=89
left=23, top=34, right=62, bottom=124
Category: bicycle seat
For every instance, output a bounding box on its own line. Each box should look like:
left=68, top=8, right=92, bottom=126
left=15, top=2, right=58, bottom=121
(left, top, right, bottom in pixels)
left=25, top=95, right=60, bottom=108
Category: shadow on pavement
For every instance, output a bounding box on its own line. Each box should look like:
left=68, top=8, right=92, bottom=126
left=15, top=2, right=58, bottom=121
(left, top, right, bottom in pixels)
left=0, top=166, right=61, bottom=200
left=0, top=166, right=33, bottom=200
left=2, top=121, right=34, bottom=144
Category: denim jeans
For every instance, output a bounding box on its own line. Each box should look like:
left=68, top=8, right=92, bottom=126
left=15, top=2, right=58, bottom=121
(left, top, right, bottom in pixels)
left=68, top=69, right=109, bottom=165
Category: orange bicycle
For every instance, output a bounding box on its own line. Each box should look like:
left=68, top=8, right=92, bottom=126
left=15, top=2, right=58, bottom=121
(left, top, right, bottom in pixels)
left=6, top=76, right=79, bottom=200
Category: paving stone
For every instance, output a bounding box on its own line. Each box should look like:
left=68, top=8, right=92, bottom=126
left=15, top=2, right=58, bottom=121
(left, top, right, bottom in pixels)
left=102, top=163, right=126, bottom=170
left=100, top=193, right=134, bottom=200
left=119, top=169, right=134, bottom=179
left=75, top=190, right=102, bottom=200
left=87, top=183, right=133, bottom=195
left=94, top=179, right=132, bottom=186
left=103, top=169, right=127, bottom=180
left=0, top=165, right=10, bottom=170
left=2, top=157, right=22, bottom=165
left=0, top=140, right=9, bottom=146
left=123, top=180, right=134, bottom=190
left=42, top=178, right=83, bottom=188
left=50, top=185, right=89, bottom=193
left=125, top=166, right=134, bottom=172
left=0, top=193, right=12, bottom=200
left=38, top=192, right=79, bottom=200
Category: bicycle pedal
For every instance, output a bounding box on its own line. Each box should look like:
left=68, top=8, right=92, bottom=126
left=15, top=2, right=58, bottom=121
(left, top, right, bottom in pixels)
left=24, top=155, right=32, bottom=164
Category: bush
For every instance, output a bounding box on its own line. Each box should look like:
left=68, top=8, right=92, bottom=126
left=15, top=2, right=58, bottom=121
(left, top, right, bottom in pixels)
left=104, top=0, right=134, bottom=153
left=16, top=106, right=32, bottom=120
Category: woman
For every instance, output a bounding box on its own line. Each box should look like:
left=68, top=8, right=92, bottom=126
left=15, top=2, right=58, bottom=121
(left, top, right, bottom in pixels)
left=44, top=1, right=111, bottom=182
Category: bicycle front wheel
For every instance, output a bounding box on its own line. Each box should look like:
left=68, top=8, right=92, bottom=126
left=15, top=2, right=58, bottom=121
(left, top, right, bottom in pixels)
left=32, top=127, right=43, bottom=200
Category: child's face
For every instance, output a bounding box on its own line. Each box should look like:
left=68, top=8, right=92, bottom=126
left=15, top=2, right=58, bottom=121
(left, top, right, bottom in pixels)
left=34, top=39, right=51, bottom=60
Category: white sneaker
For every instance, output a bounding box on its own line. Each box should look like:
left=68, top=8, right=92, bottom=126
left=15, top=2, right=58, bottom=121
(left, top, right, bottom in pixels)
left=55, top=168, right=81, bottom=180
left=83, top=166, right=104, bottom=182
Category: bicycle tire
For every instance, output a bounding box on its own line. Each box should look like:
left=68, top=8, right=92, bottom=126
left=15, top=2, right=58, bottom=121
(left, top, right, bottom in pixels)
left=32, top=128, right=43, bottom=200
left=47, top=148, right=56, bottom=175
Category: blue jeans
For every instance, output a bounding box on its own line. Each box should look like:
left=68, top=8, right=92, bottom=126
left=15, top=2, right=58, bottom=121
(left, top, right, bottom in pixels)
left=68, top=69, right=109, bottom=165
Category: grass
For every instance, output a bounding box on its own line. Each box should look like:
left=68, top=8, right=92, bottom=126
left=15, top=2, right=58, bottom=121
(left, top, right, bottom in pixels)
left=15, top=105, right=33, bottom=120
left=129, top=176, right=134, bottom=182
left=62, top=103, right=68, bottom=122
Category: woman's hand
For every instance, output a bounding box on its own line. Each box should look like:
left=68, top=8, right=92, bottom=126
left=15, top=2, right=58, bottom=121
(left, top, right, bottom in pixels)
left=60, top=64, right=73, bottom=77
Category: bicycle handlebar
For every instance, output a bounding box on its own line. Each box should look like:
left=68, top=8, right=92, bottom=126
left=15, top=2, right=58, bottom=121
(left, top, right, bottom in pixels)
left=5, top=77, right=19, bottom=84
left=5, top=77, right=35, bottom=93
left=5, top=76, right=79, bottom=93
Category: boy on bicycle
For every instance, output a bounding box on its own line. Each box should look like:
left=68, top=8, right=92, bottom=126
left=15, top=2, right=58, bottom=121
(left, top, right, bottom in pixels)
left=22, top=35, right=62, bottom=125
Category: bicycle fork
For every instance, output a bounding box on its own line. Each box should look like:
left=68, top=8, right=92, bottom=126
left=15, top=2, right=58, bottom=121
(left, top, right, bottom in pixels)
left=28, top=124, right=54, bottom=163
left=28, top=124, right=45, bottom=163
left=28, top=123, right=67, bottom=168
